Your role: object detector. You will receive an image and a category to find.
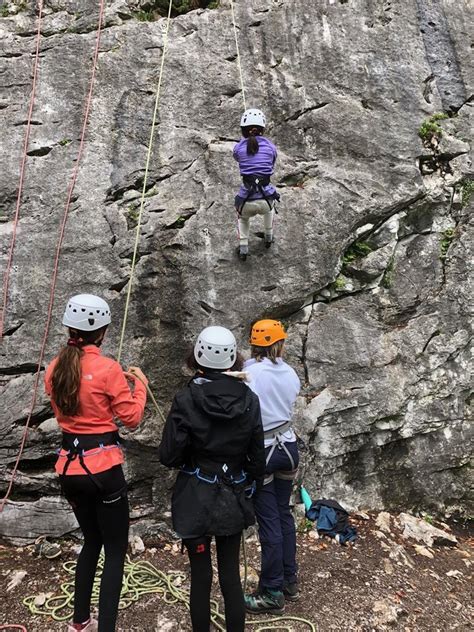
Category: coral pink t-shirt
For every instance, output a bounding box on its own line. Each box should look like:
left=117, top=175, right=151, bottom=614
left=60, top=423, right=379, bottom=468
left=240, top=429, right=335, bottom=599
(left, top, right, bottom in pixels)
left=44, top=345, right=147, bottom=475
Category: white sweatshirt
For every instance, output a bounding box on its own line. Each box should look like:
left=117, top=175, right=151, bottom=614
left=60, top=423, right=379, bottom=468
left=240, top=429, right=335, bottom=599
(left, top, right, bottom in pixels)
left=244, top=357, right=300, bottom=447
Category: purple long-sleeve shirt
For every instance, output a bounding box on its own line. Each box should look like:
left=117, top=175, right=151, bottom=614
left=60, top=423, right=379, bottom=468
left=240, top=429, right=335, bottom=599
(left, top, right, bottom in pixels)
left=233, top=136, right=278, bottom=200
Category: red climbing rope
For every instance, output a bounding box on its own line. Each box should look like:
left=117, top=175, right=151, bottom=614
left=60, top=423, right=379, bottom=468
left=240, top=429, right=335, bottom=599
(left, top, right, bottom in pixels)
left=0, top=0, right=45, bottom=340
left=0, top=0, right=107, bottom=512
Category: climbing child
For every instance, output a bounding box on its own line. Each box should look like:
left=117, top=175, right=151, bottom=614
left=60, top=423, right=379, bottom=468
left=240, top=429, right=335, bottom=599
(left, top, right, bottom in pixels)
left=233, top=108, right=280, bottom=261
left=159, top=326, right=265, bottom=632
left=44, top=294, right=148, bottom=632
left=243, top=320, right=300, bottom=614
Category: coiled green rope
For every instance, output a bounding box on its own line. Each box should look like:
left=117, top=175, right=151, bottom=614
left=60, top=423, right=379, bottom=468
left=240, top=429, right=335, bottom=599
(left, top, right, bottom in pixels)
left=23, top=554, right=316, bottom=631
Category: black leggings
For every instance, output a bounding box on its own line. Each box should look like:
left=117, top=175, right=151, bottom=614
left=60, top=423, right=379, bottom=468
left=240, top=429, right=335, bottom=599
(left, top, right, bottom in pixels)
left=183, top=533, right=245, bottom=632
left=60, top=465, right=129, bottom=632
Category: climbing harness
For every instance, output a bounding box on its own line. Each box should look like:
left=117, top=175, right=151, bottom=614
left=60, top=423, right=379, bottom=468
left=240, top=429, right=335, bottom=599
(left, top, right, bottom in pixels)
left=23, top=554, right=317, bottom=631
left=58, top=431, right=122, bottom=491
left=116, top=0, right=173, bottom=363
left=263, top=421, right=298, bottom=486
left=180, top=461, right=256, bottom=497
left=239, top=174, right=277, bottom=213
left=181, top=465, right=248, bottom=487
left=0, top=0, right=44, bottom=341
left=0, top=0, right=107, bottom=512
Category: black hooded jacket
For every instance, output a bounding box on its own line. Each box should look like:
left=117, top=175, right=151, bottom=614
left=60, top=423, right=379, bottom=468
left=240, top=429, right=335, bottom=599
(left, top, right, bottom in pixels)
left=159, top=371, right=265, bottom=538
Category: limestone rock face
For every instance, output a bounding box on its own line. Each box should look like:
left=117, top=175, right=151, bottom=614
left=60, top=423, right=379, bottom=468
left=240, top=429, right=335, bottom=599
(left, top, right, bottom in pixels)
left=0, top=0, right=472, bottom=542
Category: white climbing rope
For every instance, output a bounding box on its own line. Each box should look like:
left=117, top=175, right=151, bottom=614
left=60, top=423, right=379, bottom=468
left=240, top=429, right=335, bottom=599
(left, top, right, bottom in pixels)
left=230, top=0, right=247, bottom=110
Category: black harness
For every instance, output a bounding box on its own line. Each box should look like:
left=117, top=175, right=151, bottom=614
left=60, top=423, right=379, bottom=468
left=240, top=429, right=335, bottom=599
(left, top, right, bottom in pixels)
left=60, top=431, right=121, bottom=493
left=181, top=455, right=255, bottom=496
left=240, top=174, right=276, bottom=213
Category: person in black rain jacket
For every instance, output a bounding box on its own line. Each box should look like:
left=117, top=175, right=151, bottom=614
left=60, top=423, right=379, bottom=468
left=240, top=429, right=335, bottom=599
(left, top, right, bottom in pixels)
left=159, top=325, right=265, bottom=632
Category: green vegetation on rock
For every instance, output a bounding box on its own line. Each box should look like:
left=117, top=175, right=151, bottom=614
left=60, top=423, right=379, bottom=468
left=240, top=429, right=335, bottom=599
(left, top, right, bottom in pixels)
left=127, top=204, right=140, bottom=223
left=133, top=10, right=156, bottom=21
left=132, top=0, right=219, bottom=21
left=381, top=257, right=394, bottom=289
left=0, top=1, right=28, bottom=16
left=297, top=517, right=314, bottom=534
left=174, top=215, right=186, bottom=228
left=461, top=179, right=474, bottom=208
left=342, top=241, right=373, bottom=266
left=418, top=112, right=449, bottom=142
left=440, top=228, right=455, bottom=260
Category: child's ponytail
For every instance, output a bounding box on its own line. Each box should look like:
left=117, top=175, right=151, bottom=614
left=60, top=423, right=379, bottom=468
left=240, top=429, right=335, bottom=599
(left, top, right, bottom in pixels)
left=241, top=125, right=264, bottom=156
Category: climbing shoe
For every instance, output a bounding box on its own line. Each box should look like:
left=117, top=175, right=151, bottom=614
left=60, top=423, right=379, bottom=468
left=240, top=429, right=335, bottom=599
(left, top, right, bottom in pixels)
left=283, top=581, right=300, bottom=601
left=245, top=588, right=285, bottom=614
left=67, top=619, right=98, bottom=632
left=238, top=245, right=248, bottom=261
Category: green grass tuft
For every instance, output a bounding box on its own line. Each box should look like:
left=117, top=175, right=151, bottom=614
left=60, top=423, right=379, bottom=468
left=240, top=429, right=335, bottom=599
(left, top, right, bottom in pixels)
left=132, top=1, right=219, bottom=20
left=342, top=241, right=373, bottom=266
left=297, top=517, right=314, bottom=534
left=127, top=204, right=140, bottom=223
left=440, top=228, right=455, bottom=260
left=381, top=257, right=394, bottom=289
left=461, top=179, right=474, bottom=208
left=419, top=112, right=449, bottom=142
left=132, top=10, right=156, bottom=22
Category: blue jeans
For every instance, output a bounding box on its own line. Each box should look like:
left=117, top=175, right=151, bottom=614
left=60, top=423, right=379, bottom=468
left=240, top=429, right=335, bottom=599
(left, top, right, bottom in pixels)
left=254, top=441, right=299, bottom=591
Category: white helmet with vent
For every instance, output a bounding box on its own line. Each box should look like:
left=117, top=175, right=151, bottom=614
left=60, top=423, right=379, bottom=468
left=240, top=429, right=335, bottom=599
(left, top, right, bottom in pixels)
left=63, top=294, right=111, bottom=332
left=240, top=108, right=266, bottom=128
left=194, top=326, right=237, bottom=370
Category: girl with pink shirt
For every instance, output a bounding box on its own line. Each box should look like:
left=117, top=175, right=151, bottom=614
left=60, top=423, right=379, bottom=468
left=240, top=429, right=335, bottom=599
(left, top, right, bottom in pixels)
left=44, top=294, right=147, bottom=632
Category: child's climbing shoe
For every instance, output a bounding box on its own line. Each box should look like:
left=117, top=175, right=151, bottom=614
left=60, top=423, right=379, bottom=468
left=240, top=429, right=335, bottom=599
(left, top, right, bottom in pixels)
left=283, top=581, right=300, bottom=601
left=67, top=618, right=98, bottom=632
left=245, top=588, right=285, bottom=614
left=238, top=245, right=248, bottom=261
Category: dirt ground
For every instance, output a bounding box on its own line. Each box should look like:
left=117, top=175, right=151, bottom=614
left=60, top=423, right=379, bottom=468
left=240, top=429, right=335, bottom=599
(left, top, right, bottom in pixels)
left=1, top=514, right=473, bottom=631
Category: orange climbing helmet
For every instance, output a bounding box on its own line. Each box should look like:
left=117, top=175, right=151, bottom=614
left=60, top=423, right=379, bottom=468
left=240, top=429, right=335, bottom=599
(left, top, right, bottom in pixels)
left=250, top=319, right=287, bottom=347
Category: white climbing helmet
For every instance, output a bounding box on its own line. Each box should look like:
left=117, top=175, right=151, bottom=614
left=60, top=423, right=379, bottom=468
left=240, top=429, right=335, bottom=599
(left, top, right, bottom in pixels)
left=62, top=294, right=111, bottom=332
left=194, top=326, right=237, bottom=370
left=240, top=108, right=266, bottom=128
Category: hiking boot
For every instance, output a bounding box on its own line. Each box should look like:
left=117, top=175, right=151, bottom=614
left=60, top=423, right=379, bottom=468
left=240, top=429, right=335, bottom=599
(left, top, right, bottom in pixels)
left=245, top=588, right=285, bottom=614
left=283, top=581, right=300, bottom=601
left=35, top=535, right=61, bottom=559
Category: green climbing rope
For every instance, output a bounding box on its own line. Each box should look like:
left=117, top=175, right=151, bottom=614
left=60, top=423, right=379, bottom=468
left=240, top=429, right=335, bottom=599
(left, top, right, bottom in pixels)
left=23, top=554, right=316, bottom=631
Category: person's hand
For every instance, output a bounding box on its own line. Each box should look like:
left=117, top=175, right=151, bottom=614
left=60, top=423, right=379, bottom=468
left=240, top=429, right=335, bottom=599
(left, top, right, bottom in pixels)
left=124, top=366, right=148, bottom=385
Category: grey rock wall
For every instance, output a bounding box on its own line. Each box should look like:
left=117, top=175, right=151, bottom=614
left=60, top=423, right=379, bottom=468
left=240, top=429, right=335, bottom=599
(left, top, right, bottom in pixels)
left=0, top=0, right=472, bottom=543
